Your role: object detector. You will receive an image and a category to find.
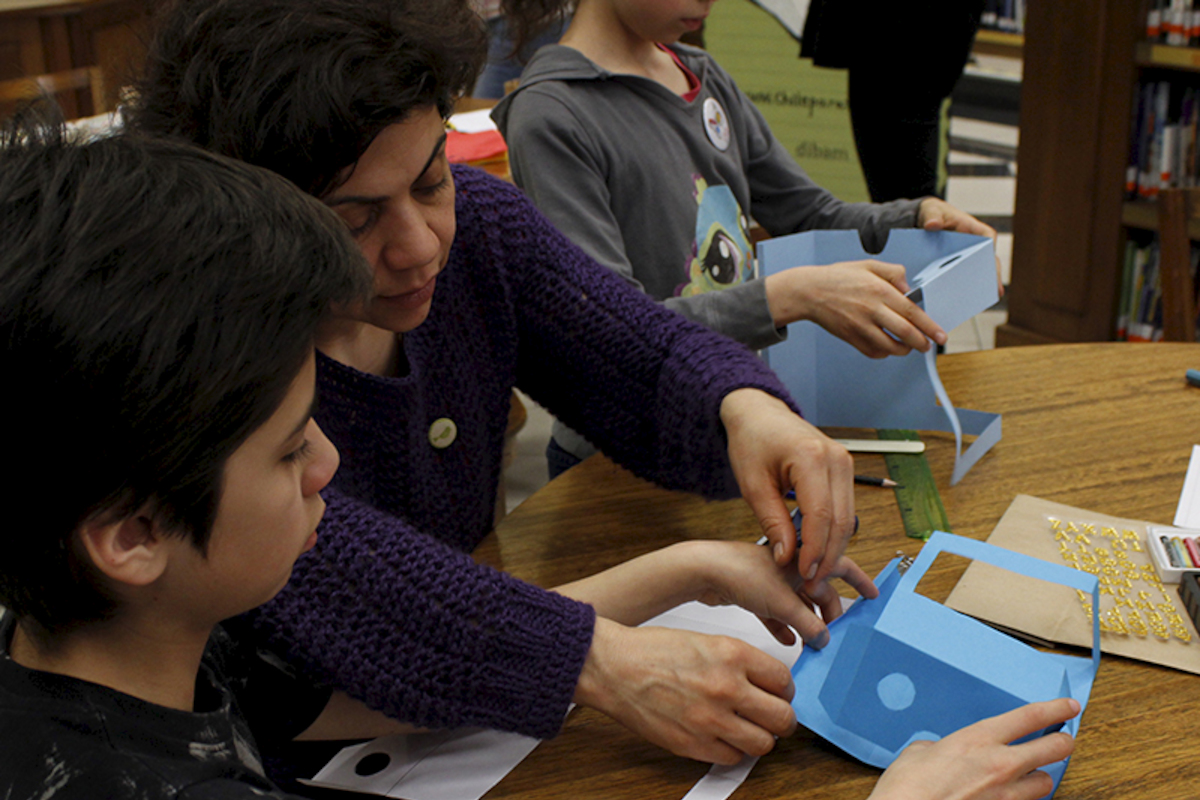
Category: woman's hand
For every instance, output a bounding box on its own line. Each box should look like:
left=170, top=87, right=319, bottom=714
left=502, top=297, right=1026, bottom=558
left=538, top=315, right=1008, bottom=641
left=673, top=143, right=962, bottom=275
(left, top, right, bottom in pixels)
left=917, top=197, right=998, bottom=238
left=720, top=388, right=855, bottom=576
left=574, top=618, right=798, bottom=765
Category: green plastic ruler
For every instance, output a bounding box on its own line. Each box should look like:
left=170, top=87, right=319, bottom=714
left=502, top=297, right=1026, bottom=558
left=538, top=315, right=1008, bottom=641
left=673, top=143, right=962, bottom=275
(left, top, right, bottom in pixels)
left=877, top=429, right=950, bottom=541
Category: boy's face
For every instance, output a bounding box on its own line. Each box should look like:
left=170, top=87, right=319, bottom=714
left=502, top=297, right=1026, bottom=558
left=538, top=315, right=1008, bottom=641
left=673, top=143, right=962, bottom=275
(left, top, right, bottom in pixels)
left=611, top=0, right=715, bottom=43
left=164, top=354, right=338, bottom=626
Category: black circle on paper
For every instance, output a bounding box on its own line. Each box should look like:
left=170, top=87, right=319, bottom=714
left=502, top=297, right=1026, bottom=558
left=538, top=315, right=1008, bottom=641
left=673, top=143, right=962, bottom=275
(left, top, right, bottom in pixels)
left=354, top=752, right=391, bottom=776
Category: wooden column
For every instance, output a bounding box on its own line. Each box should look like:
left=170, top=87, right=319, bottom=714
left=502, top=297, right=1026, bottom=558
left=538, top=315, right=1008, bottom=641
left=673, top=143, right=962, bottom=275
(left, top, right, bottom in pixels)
left=997, top=0, right=1143, bottom=345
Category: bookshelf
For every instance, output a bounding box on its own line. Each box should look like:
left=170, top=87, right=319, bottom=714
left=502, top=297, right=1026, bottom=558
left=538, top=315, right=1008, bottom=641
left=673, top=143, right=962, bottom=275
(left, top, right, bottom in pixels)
left=1135, top=41, right=1200, bottom=71
left=995, top=0, right=1145, bottom=345
left=1121, top=200, right=1200, bottom=240
left=1117, top=44, right=1200, bottom=257
left=973, top=29, right=1024, bottom=60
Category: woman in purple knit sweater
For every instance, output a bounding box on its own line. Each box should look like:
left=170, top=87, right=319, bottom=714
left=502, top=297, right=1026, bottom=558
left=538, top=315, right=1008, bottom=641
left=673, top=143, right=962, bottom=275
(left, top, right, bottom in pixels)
left=125, top=0, right=1076, bottom=789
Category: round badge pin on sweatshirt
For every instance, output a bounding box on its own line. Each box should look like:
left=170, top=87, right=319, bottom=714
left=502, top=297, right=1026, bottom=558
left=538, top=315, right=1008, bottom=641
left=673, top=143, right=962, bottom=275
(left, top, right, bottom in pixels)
left=703, top=98, right=730, bottom=151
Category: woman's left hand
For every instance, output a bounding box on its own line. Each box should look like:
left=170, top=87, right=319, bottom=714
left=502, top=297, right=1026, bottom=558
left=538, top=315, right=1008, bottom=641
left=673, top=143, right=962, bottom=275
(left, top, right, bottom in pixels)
left=720, top=388, right=856, bottom=580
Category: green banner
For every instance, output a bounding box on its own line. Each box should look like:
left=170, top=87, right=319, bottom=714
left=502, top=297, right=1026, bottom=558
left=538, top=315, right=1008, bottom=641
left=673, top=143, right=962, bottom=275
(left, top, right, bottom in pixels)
left=705, top=0, right=869, bottom=203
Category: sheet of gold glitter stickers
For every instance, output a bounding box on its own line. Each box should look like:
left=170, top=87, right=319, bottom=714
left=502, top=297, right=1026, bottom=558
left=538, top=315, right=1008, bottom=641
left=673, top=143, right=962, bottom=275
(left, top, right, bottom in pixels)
left=946, top=495, right=1200, bottom=674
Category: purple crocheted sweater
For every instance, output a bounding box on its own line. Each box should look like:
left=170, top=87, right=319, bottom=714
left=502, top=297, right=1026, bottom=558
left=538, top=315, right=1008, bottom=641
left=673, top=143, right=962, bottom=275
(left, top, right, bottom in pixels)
left=245, top=167, right=799, bottom=739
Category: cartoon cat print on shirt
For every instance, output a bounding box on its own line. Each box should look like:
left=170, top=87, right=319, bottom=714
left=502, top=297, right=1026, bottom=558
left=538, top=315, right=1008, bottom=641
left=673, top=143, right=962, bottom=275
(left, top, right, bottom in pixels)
left=678, top=176, right=753, bottom=297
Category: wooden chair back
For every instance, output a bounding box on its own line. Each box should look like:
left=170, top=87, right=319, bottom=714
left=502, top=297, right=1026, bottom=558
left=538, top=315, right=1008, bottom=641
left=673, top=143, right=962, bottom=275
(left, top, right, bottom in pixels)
left=1156, top=187, right=1200, bottom=342
left=0, top=66, right=108, bottom=121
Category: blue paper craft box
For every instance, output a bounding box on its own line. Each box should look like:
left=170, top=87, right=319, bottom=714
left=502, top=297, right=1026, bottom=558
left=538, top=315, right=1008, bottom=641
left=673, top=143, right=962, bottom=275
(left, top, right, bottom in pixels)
left=791, top=532, right=1099, bottom=799
left=757, top=230, right=1002, bottom=484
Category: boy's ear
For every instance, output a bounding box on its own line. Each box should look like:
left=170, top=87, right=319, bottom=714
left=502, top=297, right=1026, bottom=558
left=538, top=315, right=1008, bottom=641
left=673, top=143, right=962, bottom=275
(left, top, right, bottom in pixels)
left=77, top=511, right=169, bottom=588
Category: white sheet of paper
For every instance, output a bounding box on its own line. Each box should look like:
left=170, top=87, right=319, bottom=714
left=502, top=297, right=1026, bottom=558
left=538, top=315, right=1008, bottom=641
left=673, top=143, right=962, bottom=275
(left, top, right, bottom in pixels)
left=1174, top=445, right=1200, bottom=528
left=305, top=602, right=818, bottom=799
left=834, top=439, right=925, bottom=454
left=745, top=0, right=810, bottom=38
left=303, top=727, right=541, bottom=800
left=447, top=108, right=498, bottom=134
left=682, top=756, right=760, bottom=800
left=640, top=601, right=805, bottom=667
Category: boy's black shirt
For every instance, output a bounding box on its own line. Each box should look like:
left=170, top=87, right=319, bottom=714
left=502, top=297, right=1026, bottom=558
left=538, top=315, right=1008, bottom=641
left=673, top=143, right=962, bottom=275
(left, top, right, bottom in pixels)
left=0, top=612, right=330, bottom=799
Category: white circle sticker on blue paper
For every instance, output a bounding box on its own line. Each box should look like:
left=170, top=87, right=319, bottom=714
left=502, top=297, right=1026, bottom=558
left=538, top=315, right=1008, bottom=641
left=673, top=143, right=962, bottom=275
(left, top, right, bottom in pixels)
left=428, top=417, right=457, bottom=449
left=702, top=97, right=731, bottom=152
left=877, top=672, right=916, bottom=711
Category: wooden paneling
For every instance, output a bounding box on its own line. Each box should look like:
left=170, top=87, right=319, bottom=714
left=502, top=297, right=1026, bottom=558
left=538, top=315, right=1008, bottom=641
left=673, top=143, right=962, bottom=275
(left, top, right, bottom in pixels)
left=0, top=18, right=45, bottom=81
left=77, top=0, right=153, bottom=108
left=0, top=0, right=153, bottom=118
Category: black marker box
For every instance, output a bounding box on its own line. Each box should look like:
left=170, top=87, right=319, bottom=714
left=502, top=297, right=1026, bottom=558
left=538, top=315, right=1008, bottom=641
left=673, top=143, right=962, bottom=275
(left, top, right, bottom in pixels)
left=1179, top=572, right=1200, bottom=633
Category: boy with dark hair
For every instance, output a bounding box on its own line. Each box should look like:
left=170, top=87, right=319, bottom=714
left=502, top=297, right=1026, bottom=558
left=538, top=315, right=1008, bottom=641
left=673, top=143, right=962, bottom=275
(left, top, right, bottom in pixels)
left=0, top=117, right=372, bottom=798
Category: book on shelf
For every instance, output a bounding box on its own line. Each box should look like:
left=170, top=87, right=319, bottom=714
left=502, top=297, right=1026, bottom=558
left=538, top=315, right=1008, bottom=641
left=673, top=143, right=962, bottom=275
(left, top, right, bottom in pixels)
left=1116, top=235, right=1200, bottom=341
left=979, top=0, right=1024, bottom=35
left=1146, top=0, right=1200, bottom=46
left=1126, top=78, right=1200, bottom=199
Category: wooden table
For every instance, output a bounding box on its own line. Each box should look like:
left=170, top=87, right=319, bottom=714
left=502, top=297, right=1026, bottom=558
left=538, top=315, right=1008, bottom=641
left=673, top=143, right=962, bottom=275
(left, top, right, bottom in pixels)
left=475, top=343, right=1200, bottom=800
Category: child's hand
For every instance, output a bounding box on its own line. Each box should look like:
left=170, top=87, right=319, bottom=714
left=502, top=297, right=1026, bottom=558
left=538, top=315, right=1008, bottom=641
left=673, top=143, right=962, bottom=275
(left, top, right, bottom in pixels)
left=918, top=198, right=1004, bottom=297
left=553, top=538, right=875, bottom=649
left=574, top=618, right=798, bottom=765
left=867, top=698, right=1079, bottom=800
left=683, top=539, right=877, bottom=649
left=917, top=197, right=997, bottom=237
left=764, top=260, right=947, bottom=358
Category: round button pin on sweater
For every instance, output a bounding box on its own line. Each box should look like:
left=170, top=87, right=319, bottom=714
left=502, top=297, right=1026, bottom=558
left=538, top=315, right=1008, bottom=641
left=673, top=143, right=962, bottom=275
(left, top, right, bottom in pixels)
left=703, top=97, right=731, bottom=151
left=428, top=417, right=457, bottom=448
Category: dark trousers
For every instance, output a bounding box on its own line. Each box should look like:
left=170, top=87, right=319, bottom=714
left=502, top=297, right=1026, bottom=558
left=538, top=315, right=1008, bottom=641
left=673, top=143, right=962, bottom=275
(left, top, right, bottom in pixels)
left=847, top=69, right=949, bottom=203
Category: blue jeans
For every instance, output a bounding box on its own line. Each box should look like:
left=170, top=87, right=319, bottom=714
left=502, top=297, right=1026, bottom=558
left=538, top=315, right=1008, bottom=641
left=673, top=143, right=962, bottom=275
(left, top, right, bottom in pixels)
left=545, top=437, right=583, bottom=481
left=473, top=15, right=569, bottom=99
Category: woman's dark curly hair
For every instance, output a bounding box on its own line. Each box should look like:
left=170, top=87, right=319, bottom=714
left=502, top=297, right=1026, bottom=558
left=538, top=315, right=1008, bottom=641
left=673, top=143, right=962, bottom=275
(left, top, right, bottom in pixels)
left=129, top=0, right=487, bottom=196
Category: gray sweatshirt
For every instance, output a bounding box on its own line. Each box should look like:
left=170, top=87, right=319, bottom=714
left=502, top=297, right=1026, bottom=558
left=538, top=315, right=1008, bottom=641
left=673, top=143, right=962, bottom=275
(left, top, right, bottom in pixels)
left=493, top=43, right=921, bottom=456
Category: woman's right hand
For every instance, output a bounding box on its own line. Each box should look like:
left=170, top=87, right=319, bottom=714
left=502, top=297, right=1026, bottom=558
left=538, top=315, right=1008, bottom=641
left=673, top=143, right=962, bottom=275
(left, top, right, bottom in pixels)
left=867, top=698, right=1079, bottom=800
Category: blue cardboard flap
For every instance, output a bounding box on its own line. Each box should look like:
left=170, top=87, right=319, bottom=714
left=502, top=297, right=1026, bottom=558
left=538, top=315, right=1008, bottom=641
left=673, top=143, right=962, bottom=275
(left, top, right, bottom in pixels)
left=791, top=532, right=1098, bottom=798
left=758, top=230, right=1002, bottom=485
